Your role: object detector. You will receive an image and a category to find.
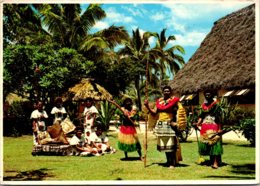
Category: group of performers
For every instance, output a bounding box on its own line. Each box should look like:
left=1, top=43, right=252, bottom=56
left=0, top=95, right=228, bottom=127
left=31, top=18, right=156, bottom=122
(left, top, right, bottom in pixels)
left=30, top=97, right=115, bottom=156
left=116, top=85, right=223, bottom=169
left=30, top=86, right=224, bottom=169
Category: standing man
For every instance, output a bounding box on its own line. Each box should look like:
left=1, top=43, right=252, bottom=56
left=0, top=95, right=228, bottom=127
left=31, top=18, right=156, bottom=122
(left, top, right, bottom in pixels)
left=30, top=101, right=49, bottom=145
left=144, top=86, right=182, bottom=168
left=194, top=89, right=223, bottom=169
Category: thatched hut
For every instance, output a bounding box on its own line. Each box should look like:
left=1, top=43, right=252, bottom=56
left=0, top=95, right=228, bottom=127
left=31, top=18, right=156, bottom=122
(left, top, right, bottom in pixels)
left=169, top=4, right=255, bottom=111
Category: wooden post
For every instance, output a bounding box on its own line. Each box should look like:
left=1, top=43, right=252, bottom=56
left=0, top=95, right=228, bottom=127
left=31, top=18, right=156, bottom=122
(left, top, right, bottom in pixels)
left=144, top=52, right=149, bottom=168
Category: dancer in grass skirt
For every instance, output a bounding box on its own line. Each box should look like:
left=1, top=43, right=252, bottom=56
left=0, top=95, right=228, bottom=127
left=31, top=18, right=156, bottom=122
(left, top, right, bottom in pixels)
left=195, top=89, right=223, bottom=169
left=118, top=98, right=143, bottom=160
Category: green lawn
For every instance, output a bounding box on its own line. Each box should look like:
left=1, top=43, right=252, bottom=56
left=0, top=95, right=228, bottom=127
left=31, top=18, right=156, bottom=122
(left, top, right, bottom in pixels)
left=2, top=130, right=256, bottom=184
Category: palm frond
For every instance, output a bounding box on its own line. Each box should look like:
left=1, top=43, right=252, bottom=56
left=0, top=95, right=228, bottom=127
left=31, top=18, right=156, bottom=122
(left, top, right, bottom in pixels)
left=81, top=4, right=106, bottom=33
left=160, top=28, right=167, bottom=47
left=80, top=36, right=109, bottom=51
left=166, top=35, right=176, bottom=43
left=95, top=25, right=129, bottom=48
left=167, top=45, right=185, bottom=55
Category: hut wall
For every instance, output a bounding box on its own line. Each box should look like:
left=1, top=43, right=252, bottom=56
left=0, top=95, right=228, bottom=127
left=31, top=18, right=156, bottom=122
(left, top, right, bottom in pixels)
left=201, top=88, right=255, bottom=113
left=238, top=104, right=255, bottom=113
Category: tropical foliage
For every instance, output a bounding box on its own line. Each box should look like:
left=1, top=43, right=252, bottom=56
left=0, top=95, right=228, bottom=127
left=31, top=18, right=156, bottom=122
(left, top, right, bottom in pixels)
left=3, top=4, right=131, bottom=102
left=3, top=44, right=94, bottom=102
left=95, top=101, right=117, bottom=131
left=236, top=119, right=255, bottom=146
left=117, top=28, right=157, bottom=110
left=117, top=28, right=185, bottom=110
left=3, top=4, right=187, bottom=136
left=4, top=4, right=186, bottom=104
left=3, top=4, right=50, bottom=46
left=35, top=4, right=106, bottom=49
left=154, top=28, right=185, bottom=81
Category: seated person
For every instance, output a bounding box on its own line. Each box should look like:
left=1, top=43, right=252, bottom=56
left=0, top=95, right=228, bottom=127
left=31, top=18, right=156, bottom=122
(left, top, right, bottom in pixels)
left=69, top=126, right=95, bottom=156
left=88, top=127, right=116, bottom=154
left=83, top=128, right=102, bottom=156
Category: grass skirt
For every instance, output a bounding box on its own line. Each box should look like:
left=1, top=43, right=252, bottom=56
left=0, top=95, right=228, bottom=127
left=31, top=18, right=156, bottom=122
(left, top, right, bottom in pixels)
left=118, top=125, right=141, bottom=152
left=199, top=122, right=223, bottom=155
left=198, top=140, right=223, bottom=155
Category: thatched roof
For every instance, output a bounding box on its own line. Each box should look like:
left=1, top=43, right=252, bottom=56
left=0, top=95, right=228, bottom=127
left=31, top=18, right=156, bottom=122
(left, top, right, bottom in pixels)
left=5, top=93, right=29, bottom=104
left=64, top=78, right=113, bottom=101
left=169, top=4, right=255, bottom=94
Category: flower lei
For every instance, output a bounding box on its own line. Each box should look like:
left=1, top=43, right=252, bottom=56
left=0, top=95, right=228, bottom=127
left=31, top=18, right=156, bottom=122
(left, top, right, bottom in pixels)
left=201, top=100, right=218, bottom=111
left=156, top=96, right=179, bottom=111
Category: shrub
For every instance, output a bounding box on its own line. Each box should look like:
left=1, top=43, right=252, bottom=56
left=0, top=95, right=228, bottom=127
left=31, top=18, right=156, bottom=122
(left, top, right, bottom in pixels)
left=216, top=98, right=255, bottom=146
left=4, top=101, right=32, bottom=136
left=235, top=118, right=255, bottom=146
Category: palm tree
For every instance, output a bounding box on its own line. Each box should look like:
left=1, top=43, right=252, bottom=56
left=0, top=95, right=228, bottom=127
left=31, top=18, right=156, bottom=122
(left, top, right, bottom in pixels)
left=35, top=4, right=131, bottom=96
left=35, top=4, right=106, bottom=49
left=118, top=28, right=158, bottom=110
left=3, top=4, right=50, bottom=45
left=36, top=4, right=129, bottom=54
left=79, top=25, right=129, bottom=62
left=154, top=28, right=185, bottom=83
left=4, top=4, right=131, bottom=105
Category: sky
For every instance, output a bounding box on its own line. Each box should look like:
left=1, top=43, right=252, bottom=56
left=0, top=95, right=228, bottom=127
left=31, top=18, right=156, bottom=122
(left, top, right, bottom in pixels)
left=81, top=2, right=254, bottom=63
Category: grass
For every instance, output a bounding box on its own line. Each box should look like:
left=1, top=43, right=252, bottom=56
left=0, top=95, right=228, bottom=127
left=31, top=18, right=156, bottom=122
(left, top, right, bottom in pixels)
left=2, top=129, right=257, bottom=184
